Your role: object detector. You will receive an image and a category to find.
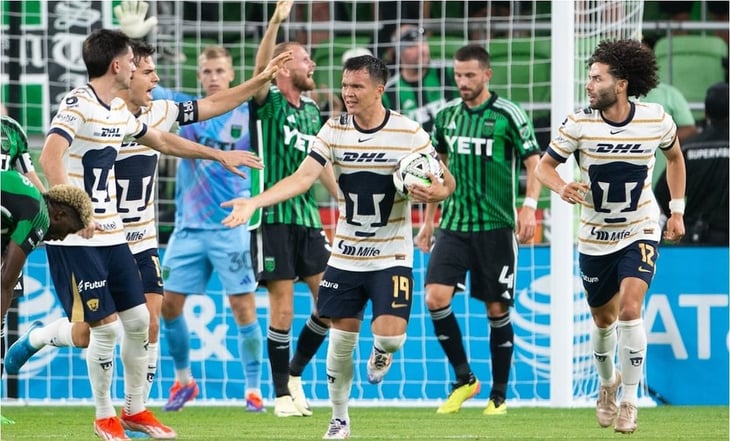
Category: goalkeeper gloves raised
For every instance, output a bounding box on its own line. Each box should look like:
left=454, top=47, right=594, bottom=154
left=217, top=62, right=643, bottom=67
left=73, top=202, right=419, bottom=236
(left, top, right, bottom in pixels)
left=114, top=0, right=158, bottom=39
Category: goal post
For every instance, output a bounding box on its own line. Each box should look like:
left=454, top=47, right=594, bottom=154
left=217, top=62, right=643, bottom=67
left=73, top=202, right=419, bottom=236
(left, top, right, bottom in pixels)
left=2, top=0, right=649, bottom=408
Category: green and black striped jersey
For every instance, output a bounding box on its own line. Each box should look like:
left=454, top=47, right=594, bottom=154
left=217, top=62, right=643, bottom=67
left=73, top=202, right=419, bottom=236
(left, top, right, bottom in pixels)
left=432, top=93, right=540, bottom=232
left=249, top=86, right=323, bottom=228
left=1, top=170, right=49, bottom=255
left=1, top=115, right=35, bottom=174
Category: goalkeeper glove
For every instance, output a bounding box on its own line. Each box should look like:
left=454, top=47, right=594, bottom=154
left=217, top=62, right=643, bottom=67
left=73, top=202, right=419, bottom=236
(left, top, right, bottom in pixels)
left=114, top=0, right=158, bottom=39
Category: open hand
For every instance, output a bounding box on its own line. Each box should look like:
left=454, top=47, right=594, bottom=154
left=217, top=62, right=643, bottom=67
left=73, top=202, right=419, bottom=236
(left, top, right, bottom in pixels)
left=114, top=0, right=158, bottom=38
left=220, top=198, right=256, bottom=228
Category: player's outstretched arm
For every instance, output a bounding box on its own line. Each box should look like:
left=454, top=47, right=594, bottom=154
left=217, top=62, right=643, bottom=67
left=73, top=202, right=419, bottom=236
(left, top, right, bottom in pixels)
left=196, top=51, right=293, bottom=120
left=1, top=242, right=26, bottom=317
left=138, top=127, right=263, bottom=178
left=516, top=154, right=541, bottom=243
left=114, top=0, right=158, bottom=39
left=221, top=155, right=322, bottom=227
left=252, top=0, right=293, bottom=104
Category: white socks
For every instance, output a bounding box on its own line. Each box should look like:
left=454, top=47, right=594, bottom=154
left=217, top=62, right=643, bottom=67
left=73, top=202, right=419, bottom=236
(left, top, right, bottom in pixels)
left=30, top=318, right=75, bottom=348
left=619, top=319, right=646, bottom=405
left=591, top=320, right=618, bottom=386
left=87, top=320, right=123, bottom=419
left=118, top=305, right=151, bottom=416
left=326, top=328, right=359, bottom=422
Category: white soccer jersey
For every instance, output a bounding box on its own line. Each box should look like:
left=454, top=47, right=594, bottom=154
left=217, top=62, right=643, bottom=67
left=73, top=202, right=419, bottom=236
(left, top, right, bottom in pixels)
left=310, top=110, right=435, bottom=271
left=547, top=101, right=677, bottom=255
left=116, top=99, right=195, bottom=254
left=48, top=85, right=146, bottom=247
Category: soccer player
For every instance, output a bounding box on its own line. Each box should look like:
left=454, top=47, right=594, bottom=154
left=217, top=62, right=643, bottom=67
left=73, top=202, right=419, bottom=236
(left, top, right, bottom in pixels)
left=1, top=171, right=93, bottom=319
left=535, top=39, right=686, bottom=434
left=220, top=55, right=456, bottom=440
left=1, top=115, right=46, bottom=191
left=157, top=42, right=275, bottom=413
left=414, top=44, right=542, bottom=415
left=4, top=40, right=290, bottom=406
left=249, top=0, right=338, bottom=417
left=30, top=29, right=262, bottom=440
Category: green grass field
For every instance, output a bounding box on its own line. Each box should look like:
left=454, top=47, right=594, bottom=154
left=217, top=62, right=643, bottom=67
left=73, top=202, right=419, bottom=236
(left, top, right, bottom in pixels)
left=0, top=405, right=727, bottom=440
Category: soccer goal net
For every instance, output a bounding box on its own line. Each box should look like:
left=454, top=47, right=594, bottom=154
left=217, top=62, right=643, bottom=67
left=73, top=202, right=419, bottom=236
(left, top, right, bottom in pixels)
left=2, top=0, right=648, bottom=408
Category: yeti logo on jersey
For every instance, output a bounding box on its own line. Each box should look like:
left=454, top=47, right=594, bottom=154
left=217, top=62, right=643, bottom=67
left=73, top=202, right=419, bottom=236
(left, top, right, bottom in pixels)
left=283, top=126, right=314, bottom=152
left=445, top=135, right=493, bottom=157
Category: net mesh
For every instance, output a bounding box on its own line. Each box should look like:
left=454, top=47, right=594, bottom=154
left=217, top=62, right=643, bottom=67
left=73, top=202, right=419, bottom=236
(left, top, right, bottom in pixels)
left=2, top=0, right=647, bottom=406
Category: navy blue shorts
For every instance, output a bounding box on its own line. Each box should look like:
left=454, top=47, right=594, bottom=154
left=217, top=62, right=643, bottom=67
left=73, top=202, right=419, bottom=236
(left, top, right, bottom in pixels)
left=426, top=228, right=517, bottom=305
left=46, top=244, right=146, bottom=322
left=134, top=248, right=164, bottom=295
left=317, top=266, right=413, bottom=322
left=252, top=223, right=330, bottom=282
left=579, top=240, right=659, bottom=308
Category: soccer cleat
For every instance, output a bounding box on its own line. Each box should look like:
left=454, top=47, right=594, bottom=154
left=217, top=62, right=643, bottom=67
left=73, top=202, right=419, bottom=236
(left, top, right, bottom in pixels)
left=94, top=416, right=131, bottom=441
left=483, top=397, right=508, bottom=416
left=245, top=391, right=266, bottom=413
left=274, top=395, right=303, bottom=417
left=596, top=370, right=622, bottom=428
left=323, top=418, right=350, bottom=439
left=614, top=402, right=638, bottom=434
left=120, top=409, right=177, bottom=440
left=366, top=348, right=392, bottom=384
left=436, top=375, right=481, bottom=414
left=4, top=320, right=43, bottom=375
left=288, top=375, right=313, bottom=416
left=162, top=380, right=199, bottom=412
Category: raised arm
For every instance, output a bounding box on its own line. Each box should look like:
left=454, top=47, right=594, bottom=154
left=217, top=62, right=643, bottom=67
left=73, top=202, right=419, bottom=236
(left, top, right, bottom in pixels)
left=252, top=0, right=293, bottom=104
left=138, top=127, right=263, bottom=178
left=196, top=51, right=292, bottom=120
left=221, top=155, right=323, bottom=227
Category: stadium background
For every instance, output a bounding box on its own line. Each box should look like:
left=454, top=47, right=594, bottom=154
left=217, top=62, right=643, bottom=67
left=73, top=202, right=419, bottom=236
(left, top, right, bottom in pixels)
left=1, top=0, right=728, bottom=408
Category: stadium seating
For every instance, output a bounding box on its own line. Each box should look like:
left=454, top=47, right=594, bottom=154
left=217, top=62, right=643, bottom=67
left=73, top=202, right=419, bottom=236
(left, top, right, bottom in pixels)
left=654, top=34, right=728, bottom=119
left=488, top=38, right=552, bottom=123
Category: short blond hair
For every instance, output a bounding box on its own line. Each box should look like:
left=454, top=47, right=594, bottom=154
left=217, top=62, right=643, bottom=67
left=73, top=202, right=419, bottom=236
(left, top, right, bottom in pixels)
left=198, top=45, right=232, bottom=67
left=45, top=185, right=94, bottom=228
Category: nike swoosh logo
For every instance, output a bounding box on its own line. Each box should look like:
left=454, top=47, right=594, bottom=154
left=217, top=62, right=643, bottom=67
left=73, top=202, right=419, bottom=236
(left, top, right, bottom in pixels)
left=610, top=129, right=625, bottom=135
left=358, top=137, right=373, bottom=143
left=391, top=302, right=408, bottom=309
left=628, top=349, right=642, bottom=354
left=638, top=266, right=652, bottom=273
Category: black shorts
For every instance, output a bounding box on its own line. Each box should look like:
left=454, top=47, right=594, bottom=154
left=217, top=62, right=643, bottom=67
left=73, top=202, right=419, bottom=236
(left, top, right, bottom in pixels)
left=252, top=223, right=330, bottom=282
left=426, top=228, right=517, bottom=305
left=134, top=248, right=164, bottom=295
left=579, top=240, right=659, bottom=308
left=317, top=265, right=413, bottom=322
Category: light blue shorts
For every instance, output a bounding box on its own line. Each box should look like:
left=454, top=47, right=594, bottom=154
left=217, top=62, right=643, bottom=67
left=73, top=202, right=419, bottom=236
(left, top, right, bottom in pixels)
left=161, top=227, right=257, bottom=295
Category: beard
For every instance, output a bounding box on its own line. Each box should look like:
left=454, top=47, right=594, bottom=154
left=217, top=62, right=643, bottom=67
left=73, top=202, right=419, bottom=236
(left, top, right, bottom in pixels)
left=292, top=73, right=314, bottom=92
left=590, top=89, right=618, bottom=111
left=459, top=83, right=484, bottom=102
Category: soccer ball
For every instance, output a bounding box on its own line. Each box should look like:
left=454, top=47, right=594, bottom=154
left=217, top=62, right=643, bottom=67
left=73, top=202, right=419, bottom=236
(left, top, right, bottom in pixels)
left=393, top=152, right=444, bottom=196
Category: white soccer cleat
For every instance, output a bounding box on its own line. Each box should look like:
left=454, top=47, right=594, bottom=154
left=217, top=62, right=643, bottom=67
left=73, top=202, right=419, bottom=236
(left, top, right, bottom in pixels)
left=274, top=395, right=303, bottom=417
left=366, top=347, right=392, bottom=384
left=323, top=418, right=350, bottom=439
left=288, top=375, right=313, bottom=416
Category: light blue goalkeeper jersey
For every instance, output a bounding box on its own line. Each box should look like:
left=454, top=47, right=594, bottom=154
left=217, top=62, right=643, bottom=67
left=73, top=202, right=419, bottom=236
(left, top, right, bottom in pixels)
left=153, top=86, right=252, bottom=229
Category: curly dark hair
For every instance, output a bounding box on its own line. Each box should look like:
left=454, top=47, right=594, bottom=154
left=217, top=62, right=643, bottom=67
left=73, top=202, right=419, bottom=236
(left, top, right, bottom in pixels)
left=588, top=39, right=658, bottom=98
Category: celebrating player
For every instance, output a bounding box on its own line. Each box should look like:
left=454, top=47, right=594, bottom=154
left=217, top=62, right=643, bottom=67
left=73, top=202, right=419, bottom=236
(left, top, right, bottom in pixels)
left=221, top=55, right=455, bottom=440
left=536, top=39, right=686, bottom=434
left=249, top=0, right=338, bottom=417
